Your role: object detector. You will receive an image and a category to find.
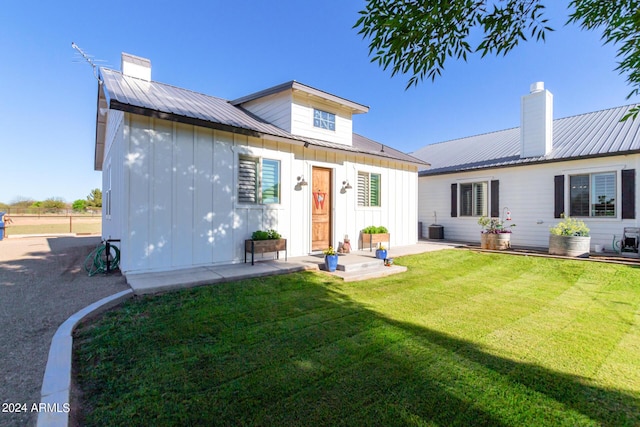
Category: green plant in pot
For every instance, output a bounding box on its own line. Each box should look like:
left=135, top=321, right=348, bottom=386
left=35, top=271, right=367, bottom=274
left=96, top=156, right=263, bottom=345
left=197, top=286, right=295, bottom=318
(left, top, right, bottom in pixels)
left=375, top=243, right=387, bottom=260
left=478, top=215, right=515, bottom=250
left=323, top=246, right=338, bottom=272
left=549, top=216, right=591, bottom=258
left=361, top=225, right=390, bottom=251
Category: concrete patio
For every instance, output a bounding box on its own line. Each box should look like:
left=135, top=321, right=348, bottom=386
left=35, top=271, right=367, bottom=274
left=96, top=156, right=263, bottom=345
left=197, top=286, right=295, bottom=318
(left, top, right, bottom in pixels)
left=126, top=240, right=460, bottom=295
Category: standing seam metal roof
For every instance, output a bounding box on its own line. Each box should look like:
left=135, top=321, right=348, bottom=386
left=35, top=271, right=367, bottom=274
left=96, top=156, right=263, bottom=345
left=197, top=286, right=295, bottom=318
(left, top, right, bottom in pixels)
left=414, top=104, right=640, bottom=176
left=98, top=68, right=426, bottom=166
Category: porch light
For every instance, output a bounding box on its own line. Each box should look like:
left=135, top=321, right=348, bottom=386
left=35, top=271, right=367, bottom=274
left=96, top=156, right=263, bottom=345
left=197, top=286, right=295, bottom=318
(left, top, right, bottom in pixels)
left=342, top=180, right=352, bottom=190
left=297, top=176, right=308, bottom=186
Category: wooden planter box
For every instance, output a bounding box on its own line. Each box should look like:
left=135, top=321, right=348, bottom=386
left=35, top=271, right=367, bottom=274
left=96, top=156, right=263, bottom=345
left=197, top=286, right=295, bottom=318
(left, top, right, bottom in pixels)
left=245, top=238, right=287, bottom=265
left=360, top=233, right=390, bottom=252
left=480, top=233, right=511, bottom=250
left=548, top=234, right=590, bottom=258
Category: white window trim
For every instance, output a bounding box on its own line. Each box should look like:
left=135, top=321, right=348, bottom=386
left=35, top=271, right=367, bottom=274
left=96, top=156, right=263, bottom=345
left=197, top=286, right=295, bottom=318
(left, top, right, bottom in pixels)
left=458, top=180, right=488, bottom=217
left=236, top=154, right=282, bottom=207
left=568, top=170, right=618, bottom=219
left=357, top=171, right=381, bottom=208
left=313, top=108, right=336, bottom=132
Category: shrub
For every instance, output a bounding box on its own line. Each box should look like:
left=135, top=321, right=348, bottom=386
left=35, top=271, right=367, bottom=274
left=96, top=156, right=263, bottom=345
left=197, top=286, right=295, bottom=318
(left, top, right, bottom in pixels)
left=251, top=229, right=282, bottom=240
left=549, top=216, right=590, bottom=237
left=362, top=225, right=388, bottom=234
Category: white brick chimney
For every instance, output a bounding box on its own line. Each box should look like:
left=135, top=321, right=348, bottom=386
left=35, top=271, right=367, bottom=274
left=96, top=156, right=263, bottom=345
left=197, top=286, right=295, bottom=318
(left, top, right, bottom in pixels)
left=121, top=52, right=151, bottom=81
left=520, top=82, right=553, bottom=158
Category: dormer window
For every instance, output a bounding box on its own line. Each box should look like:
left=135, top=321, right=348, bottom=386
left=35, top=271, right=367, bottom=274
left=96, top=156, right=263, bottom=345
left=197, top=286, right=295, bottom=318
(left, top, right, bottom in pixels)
left=313, top=109, right=335, bottom=131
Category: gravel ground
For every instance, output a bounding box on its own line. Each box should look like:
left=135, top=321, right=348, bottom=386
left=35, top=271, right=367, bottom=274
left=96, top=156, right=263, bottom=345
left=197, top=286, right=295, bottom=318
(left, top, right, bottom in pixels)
left=0, top=236, right=129, bottom=427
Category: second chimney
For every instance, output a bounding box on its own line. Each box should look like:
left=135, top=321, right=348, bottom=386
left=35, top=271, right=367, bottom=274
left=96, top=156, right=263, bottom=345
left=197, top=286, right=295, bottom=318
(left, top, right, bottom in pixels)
left=520, top=82, right=553, bottom=158
left=121, top=52, right=151, bottom=81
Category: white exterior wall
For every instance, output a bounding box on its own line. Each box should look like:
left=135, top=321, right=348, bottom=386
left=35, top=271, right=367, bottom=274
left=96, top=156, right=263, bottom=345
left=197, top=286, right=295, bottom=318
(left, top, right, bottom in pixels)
left=418, top=156, right=640, bottom=250
left=290, top=93, right=353, bottom=146
left=101, top=109, right=124, bottom=241
left=106, top=114, right=417, bottom=275
left=241, top=91, right=293, bottom=132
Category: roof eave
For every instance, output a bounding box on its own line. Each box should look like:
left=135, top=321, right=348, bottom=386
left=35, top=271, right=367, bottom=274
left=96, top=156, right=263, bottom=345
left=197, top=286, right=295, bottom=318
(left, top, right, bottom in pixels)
left=94, top=82, right=108, bottom=171
left=418, top=149, right=640, bottom=177
left=231, top=80, right=370, bottom=114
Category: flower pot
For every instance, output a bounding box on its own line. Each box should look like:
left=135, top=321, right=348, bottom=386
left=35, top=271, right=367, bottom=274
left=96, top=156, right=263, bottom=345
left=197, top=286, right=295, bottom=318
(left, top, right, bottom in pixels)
left=480, top=233, right=511, bottom=250
left=375, top=249, right=387, bottom=260
left=549, top=234, right=591, bottom=258
left=325, top=254, right=338, bottom=272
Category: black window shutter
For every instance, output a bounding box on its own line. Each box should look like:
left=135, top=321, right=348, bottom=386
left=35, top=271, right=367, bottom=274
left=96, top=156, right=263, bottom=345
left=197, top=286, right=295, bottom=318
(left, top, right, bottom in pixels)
left=622, top=169, right=636, bottom=219
left=554, top=175, right=564, bottom=218
left=451, top=184, right=457, bottom=217
left=490, top=180, right=499, bottom=217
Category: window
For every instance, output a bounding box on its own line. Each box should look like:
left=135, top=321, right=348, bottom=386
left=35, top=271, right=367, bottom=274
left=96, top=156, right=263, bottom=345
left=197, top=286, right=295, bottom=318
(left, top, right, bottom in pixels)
left=238, top=156, right=280, bottom=204
left=570, top=172, right=616, bottom=217
left=313, top=109, right=335, bottom=131
left=460, top=182, right=487, bottom=216
left=358, top=171, right=381, bottom=207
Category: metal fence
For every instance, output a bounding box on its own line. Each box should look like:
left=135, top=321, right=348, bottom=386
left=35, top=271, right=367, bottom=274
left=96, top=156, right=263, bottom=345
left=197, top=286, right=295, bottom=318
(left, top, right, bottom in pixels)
left=1, top=207, right=102, bottom=216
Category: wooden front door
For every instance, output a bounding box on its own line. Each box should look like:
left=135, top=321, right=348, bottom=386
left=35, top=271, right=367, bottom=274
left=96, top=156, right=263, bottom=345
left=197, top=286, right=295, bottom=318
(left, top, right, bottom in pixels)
left=311, top=167, right=332, bottom=251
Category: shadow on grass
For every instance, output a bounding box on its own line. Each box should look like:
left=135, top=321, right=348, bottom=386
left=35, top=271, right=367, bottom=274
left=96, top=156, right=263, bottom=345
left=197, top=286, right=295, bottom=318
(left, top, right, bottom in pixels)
left=74, top=271, right=640, bottom=426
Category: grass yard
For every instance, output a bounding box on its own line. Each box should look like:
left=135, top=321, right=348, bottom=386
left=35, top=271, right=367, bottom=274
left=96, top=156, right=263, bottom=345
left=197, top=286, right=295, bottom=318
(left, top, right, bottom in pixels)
left=73, top=250, right=640, bottom=426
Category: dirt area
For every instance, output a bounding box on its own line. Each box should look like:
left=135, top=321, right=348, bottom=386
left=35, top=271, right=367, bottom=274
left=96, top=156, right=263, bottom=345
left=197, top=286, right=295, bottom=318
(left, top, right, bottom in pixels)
left=0, top=236, right=128, bottom=427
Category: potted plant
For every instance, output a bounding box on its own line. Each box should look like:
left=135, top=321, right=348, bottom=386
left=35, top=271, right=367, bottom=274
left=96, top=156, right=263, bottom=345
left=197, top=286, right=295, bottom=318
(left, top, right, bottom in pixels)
left=361, top=225, right=390, bottom=251
left=244, top=229, right=287, bottom=265
left=478, top=215, right=515, bottom=250
left=323, top=246, right=338, bottom=272
left=375, top=243, right=387, bottom=260
left=548, top=216, right=591, bottom=258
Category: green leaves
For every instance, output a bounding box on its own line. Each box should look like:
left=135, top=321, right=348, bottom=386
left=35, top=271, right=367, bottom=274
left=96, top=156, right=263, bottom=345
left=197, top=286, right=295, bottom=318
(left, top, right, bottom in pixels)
left=568, top=0, right=640, bottom=120
left=355, top=0, right=552, bottom=89
left=356, top=0, right=640, bottom=120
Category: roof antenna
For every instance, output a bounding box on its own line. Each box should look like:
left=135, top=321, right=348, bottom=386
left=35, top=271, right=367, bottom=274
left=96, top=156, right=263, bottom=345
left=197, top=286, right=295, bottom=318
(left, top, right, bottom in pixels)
left=71, top=42, right=103, bottom=84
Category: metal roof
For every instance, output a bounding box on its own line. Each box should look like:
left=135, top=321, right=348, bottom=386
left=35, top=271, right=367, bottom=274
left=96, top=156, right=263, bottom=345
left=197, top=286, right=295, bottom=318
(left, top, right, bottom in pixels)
left=231, top=80, right=370, bottom=114
left=414, top=104, right=640, bottom=176
left=97, top=68, right=424, bottom=167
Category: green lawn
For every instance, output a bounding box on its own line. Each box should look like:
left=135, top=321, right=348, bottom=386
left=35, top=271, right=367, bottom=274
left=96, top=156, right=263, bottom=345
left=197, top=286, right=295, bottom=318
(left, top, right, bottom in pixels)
left=73, top=250, right=640, bottom=426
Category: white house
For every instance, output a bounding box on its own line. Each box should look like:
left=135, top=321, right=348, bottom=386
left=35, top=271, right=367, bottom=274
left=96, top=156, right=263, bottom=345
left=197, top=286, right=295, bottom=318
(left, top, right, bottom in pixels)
left=94, top=53, right=427, bottom=275
left=414, top=82, right=639, bottom=251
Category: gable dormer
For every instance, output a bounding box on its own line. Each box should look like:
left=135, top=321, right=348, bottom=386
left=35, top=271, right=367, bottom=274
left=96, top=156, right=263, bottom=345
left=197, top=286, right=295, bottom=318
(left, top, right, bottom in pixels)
left=231, top=81, right=369, bottom=146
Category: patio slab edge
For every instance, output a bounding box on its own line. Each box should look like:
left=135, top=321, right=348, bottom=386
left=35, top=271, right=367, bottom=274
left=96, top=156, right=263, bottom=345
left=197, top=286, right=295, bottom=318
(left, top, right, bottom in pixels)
left=37, top=289, right=134, bottom=427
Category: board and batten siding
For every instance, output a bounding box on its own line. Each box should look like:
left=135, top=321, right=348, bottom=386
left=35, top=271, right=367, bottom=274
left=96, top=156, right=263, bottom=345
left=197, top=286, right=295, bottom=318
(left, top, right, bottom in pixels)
left=418, top=155, right=640, bottom=250
left=105, top=114, right=418, bottom=275
left=101, top=109, right=124, bottom=242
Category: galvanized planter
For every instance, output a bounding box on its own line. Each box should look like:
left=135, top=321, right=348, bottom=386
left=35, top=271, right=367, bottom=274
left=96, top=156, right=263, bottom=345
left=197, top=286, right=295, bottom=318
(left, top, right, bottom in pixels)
left=548, top=234, right=591, bottom=258
left=480, top=233, right=512, bottom=250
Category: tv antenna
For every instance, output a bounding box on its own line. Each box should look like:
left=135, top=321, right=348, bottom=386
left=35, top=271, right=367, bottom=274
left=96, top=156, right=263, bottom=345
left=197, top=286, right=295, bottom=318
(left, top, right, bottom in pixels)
left=71, top=42, right=104, bottom=84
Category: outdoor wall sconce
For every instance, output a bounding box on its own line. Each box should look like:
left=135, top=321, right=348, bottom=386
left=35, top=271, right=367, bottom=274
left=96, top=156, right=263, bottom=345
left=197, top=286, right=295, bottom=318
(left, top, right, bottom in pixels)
left=341, top=180, right=352, bottom=192
left=297, top=176, right=308, bottom=186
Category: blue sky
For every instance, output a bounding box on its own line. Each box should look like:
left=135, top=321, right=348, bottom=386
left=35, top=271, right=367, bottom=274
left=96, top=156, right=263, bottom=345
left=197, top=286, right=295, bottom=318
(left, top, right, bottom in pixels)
left=1, top=1, right=637, bottom=204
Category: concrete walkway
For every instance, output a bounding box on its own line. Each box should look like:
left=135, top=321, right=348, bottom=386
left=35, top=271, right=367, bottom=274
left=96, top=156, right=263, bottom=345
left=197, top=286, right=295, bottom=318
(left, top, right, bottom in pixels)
left=126, top=240, right=460, bottom=294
